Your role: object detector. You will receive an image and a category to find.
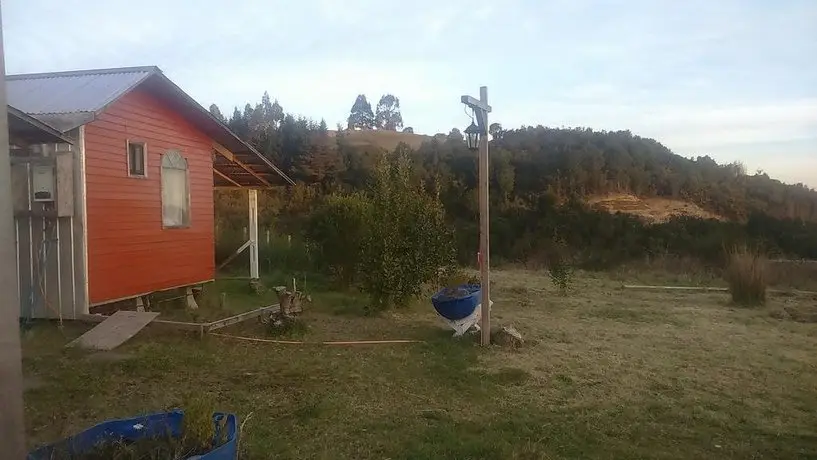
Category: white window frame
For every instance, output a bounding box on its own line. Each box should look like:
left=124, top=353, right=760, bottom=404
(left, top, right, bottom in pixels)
left=160, top=150, right=191, bottom=228
left=126, top=140, right=148, bottom=178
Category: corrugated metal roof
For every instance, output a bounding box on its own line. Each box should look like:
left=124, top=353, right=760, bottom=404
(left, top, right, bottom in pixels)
left=6, top=66, right=156, bottom=115
left=6, top=65, right=294, bottom=187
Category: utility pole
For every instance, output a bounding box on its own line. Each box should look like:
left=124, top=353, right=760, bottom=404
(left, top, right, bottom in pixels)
left=0, top=4, right=28, bottom=458
left=461, top=87, right=492, bottom=346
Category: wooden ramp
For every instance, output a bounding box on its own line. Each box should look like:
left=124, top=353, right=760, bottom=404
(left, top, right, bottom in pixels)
left=69, top=311, right=159, bottom=350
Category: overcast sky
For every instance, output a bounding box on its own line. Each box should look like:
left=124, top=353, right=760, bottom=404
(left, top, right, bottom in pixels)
left=3, top=0, right=816, bottom=187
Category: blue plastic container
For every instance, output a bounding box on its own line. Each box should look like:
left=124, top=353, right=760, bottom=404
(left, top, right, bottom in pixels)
left=27, top=410, right=238, bottom=460
left=431, top=284, right=481, bottom=320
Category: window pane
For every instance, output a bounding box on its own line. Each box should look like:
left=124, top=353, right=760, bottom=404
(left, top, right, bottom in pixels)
left=162, top=167, right=188, bottom=226
left=129, top=143, right=145, bottom=176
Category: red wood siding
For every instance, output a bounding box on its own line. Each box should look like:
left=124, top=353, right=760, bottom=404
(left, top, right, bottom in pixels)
left=84, top=87, right=214, bottom=304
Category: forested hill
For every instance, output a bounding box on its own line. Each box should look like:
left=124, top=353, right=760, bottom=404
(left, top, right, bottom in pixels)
left=210, top=95, right=817, bottom=225
left=482, top=126, right=817, bottom=223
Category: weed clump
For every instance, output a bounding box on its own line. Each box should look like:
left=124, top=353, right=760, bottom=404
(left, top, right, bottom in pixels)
left=726, top=245, right=767, bottom=306
left=546, top=239, right=573, bottom=295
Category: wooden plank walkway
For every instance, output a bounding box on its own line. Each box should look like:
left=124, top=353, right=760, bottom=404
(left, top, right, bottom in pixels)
left=69, top=311, right=159, bottom=350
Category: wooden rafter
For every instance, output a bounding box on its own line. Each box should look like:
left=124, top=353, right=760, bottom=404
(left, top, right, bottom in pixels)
left=212, top=142, right=235, bottom=162
left=212, top=142, right=271, bottom=187
left=214, top=168, right=242, bottom=187
left=233, top=157, right=271, bottom=187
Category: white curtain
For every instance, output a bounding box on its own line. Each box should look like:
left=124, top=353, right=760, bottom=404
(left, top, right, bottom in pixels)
left=161, top=151, right=189, bottom=227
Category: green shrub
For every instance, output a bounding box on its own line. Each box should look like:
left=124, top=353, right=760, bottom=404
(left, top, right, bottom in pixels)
left=181, top=393, right=218, bottom=451
left=305, top=193, right=371, bottom=283
left=304, top=145, right=456, bottom=310
left=359, top=146, right=456, bottom=311
left=259, top=233, right=312, bottom=274
left=726, top=245, right=767, bottom=306
left=215, top=226, right=312, bottom=275
left=548, top=260, right=573, bottom=295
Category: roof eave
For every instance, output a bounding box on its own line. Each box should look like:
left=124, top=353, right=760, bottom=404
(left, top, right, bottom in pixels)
left=147, top=72, right=295, bottom=186
left=7, top=105, right=75, bottom=145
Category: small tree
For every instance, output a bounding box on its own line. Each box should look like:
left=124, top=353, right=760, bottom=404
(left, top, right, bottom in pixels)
left=447, top=128, right=463, bottom=142
left=347, top=94, right=375, bottom=130
left=375, top=94, right=403, bottom=131
left=545, top=237, right=572, bottom=295
left=489, top=122, right=504, bottom=140
left=359, top=144, right=456, bottom=310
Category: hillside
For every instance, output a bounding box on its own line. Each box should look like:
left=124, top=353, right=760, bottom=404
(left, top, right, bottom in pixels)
left=216, top=92, right=817, bottom=225
left=215, top=99, right=817, bottom=264
left=484, top=127, right=817, bottom=223
left=326, top=130, right=733, bottom=224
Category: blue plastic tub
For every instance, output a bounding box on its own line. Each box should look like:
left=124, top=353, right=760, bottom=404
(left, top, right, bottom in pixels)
left=431, top=284, right=481, bottom=320
left=27, top=410, right=238, bottom=460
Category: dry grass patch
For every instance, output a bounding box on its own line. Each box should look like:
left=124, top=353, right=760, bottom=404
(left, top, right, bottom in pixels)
left=484, top=269, right=817, bottom=459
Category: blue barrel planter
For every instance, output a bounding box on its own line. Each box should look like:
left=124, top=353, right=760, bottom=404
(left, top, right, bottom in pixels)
left=27, top=410, right=238, bottom=460
left=431, top=284, right=481, bottom=320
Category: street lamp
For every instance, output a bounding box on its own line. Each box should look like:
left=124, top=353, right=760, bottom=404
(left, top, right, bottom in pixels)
left=464, top=121, right=481, bottom=151
left=460, top=87, right=492, bottom=346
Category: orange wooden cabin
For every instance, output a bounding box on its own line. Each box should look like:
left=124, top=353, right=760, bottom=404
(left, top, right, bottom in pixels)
left=7, top=67, right=292, bottom=318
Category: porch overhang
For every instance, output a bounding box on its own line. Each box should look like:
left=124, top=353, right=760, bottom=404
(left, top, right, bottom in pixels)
left=7, top=105, right=74, bottom=146
left=212, top=141, right=292, bottom=189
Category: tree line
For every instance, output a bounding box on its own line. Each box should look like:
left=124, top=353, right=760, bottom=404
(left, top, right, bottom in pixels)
left=211, top=92, right=817, bottom=267
left=347, top=94, right=405, bottom=131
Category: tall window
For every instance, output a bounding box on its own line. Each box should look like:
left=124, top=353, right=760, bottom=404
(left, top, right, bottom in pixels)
left=161, top=150, right=190, bottom=227
left=127, top=141, right=147, bottom=177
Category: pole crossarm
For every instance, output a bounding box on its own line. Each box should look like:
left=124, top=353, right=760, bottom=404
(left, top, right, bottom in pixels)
left=460, top=95, right=492, bottom=113
left=461, top=87, right=492, bottom=131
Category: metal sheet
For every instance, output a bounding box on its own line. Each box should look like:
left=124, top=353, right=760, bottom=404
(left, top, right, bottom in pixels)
left=10, top=163, right=27, bottom=214
left=6, top=67, right=153, bottom=115
left=13, top=170, right=81, bottom=319
left=56, top=153, right=74, bottom=216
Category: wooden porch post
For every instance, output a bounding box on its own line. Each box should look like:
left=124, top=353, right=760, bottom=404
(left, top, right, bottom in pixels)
left=248, top=189, right=259, bottom=279
left=0, top=5, right=27, bottom=456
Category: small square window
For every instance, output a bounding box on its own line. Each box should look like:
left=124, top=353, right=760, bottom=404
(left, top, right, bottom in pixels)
left=127, top=141, right=147, bottom=177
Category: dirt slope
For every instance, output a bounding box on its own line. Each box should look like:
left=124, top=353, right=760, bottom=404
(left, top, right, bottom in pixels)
left=588, top=194, right=723, bottom=223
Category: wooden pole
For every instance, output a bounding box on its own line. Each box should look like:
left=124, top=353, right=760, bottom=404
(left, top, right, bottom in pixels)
left=461, top=87, right=493, bottom=346
left=462, top=86, right=493, bottom=346
left=248, top=190, right=259, bottom=280
left=0, top=5, right=28, bottom=456
left=477, top=86, right=491, bottom=346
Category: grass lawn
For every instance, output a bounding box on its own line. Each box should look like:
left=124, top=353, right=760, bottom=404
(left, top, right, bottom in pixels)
left=21, top=269, right=817, bottom=459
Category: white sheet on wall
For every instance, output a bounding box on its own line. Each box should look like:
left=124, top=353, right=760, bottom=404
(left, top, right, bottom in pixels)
left=161, top=161, right=188, bottom=227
